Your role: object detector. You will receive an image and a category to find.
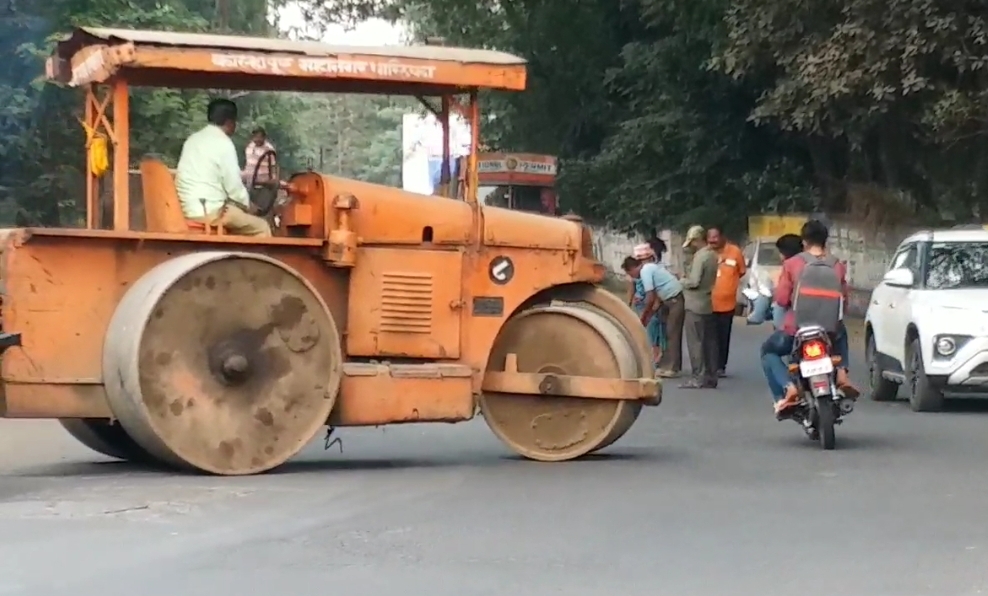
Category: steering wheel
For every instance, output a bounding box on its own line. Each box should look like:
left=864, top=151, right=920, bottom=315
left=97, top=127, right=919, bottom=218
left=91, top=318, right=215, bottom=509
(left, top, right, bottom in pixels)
left=247, top=149, right=281, bottom=217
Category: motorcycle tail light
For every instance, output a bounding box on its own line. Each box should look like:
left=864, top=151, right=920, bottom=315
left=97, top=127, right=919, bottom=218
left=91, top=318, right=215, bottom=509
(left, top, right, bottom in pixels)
left=802, top=340, right=827, bottom=360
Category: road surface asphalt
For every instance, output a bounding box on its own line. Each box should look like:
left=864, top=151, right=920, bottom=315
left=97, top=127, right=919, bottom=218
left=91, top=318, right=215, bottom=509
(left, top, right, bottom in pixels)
left=0, top=322, right=987, bottom=596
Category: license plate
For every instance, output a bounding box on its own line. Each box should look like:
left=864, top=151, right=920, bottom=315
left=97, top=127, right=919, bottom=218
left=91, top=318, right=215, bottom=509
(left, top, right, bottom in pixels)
left=799, top=358, right=833, bottom=378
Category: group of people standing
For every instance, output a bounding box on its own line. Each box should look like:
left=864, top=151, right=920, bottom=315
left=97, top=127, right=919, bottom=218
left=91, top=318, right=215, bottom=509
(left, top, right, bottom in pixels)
left=624, top=219, right=861, bottom=420
left=622, top=225, right=746, bottom=390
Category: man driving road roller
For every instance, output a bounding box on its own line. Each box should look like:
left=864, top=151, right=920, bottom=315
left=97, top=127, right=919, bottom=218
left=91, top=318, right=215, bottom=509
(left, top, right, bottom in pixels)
left=175, top=98, right=272, bottom=237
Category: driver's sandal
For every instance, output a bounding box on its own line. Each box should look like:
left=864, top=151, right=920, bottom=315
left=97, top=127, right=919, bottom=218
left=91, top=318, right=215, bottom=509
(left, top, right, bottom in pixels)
left=774, top=385, right=800, bottom=419
left=835, top=368, right=860, bottom=399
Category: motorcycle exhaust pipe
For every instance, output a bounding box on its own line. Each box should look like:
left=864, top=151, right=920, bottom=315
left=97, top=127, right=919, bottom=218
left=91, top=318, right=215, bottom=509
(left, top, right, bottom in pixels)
left=838, top=397, right=855, bottom=414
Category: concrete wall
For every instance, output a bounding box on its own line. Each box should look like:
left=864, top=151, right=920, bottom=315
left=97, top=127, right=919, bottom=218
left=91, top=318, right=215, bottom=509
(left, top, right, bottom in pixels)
left=588, top=226, right=681, bottom=277
left=825, top=219, right=917, bottom=290
left=825, top=218, right=922, bottom=316
left=588, top=225, right=642, bottom=275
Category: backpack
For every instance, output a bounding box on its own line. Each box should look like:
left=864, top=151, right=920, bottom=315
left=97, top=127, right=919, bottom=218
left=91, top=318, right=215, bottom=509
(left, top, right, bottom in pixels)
left=792, top=252, right=844, bottom=334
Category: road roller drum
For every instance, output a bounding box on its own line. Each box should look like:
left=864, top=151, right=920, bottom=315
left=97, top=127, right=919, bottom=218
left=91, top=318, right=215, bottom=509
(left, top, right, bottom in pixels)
left=102, top=252, right=343, bottom=475
left=479, top=300, right=647, bottom=462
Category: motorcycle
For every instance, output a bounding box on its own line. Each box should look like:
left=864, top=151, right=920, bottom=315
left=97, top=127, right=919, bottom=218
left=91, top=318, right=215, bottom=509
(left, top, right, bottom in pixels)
left=787, top=325, right=855, bottom=450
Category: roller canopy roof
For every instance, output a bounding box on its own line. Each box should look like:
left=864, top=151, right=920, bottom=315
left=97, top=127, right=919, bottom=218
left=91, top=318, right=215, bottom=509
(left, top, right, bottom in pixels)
left=46, top=27, right=528, bottom=94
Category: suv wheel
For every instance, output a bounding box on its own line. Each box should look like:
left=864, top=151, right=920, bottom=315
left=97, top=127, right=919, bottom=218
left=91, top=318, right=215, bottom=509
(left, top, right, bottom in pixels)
left=867, top=334, right=898, bottom=402
left=905, top=338, right=945, bottom=412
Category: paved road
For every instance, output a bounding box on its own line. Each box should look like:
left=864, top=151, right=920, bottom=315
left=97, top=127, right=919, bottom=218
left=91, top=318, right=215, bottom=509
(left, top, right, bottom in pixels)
left=1, top=323, right=988, bottom=596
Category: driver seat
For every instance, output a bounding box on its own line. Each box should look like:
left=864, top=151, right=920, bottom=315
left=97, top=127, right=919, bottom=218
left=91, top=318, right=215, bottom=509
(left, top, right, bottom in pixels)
left=139, top=157, right=225, bottom=235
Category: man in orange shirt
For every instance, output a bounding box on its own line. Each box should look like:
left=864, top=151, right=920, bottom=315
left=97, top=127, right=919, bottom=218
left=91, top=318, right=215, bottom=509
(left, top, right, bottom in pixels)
left=707, top=225, right=746, bottom=377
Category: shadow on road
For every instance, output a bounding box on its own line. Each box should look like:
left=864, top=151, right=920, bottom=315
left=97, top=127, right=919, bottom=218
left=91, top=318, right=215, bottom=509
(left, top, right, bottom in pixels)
left=12, top=456, right=464, bottom=478
left=938, top=397, right=988, bottom=414
left=500, top=447, right=687, bottom=465
left=770, top=429, right=910, bottom=452
left=10, top=459, right=166, bottom=478
left=8, top=447, right=686, bottom=478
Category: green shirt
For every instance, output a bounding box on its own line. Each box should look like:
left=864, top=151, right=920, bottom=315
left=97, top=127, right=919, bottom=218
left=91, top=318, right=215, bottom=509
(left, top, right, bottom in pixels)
left=175, top=125, right=250, bottom=218
left=681, top=245, right=719, bottom=314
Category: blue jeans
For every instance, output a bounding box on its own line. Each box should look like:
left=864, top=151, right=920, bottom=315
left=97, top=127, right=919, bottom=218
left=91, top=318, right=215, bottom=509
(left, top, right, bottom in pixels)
left=747, top=296, right=786, bottom=329
left=760, top=325, right=850, bottom=402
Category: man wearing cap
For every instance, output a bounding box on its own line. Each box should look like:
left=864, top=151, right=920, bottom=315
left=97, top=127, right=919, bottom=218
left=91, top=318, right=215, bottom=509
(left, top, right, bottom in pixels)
left=679, top=225, right=720, bottom=389
left=622, top=244, right=685, bottom=377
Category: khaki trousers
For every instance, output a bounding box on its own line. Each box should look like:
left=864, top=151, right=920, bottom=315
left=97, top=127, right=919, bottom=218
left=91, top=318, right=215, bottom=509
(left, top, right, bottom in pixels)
left=684, top=310, right=718, bottom=387
left=657, top=293, right=684, bottom=373
left=195, top=204, right=271, bottom=237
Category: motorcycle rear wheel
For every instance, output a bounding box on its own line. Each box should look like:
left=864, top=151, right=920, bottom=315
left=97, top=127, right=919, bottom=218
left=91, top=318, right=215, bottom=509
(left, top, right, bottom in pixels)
left=817, top=398, right=836, bottom=450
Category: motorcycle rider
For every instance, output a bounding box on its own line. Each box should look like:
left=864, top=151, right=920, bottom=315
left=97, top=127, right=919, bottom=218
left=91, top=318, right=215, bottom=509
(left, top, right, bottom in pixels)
left=761, top=220, right=859, bottom=416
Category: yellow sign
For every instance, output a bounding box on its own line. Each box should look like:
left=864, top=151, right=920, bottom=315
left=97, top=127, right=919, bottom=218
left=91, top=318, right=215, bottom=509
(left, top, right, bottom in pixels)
left=748, top=215, right=806, bottom=239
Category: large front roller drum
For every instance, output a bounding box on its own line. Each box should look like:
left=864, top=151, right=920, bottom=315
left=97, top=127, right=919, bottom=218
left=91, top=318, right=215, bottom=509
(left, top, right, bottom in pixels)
left=562, top=288, right=653, bottom=453
left=480, top=302, right=643, bottom=462
left=59, top=418, right=153, bottom=463
left=103, top=252, right=343, bottom=475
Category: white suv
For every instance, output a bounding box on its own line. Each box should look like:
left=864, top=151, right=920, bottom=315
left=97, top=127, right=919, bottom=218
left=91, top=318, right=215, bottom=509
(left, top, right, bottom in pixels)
left=865, top=228, right=988, bottom=411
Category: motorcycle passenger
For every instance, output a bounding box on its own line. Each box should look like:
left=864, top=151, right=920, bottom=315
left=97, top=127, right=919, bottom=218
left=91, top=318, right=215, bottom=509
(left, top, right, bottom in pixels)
left=747, top=233, right=802, bottom=328
left=761, top=220, right=859, bottom=416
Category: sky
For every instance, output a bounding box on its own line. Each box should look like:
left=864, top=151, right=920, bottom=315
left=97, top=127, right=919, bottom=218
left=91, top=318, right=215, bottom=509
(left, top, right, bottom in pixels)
left=276, top=2, right=406, bottom=45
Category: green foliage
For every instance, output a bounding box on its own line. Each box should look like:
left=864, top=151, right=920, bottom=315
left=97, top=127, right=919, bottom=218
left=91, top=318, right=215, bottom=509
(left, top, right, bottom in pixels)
left=715, top=0, right=988, bottom=221
left=274, top=94, right=410, bottom=186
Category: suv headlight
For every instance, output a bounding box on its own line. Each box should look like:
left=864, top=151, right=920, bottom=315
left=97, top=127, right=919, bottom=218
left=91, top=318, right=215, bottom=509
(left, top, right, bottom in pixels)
left=934, top=334, right=970, bottom=358
left=935, top=337, right=956, bottom=356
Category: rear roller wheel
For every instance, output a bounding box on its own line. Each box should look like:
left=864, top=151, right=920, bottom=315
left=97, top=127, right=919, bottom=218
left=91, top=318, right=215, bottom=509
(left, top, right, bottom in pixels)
left=534, top=287, right=653, bottom=453
left=480, top=301, right=643, bottom=462
left=59, top=418, right=154, bottom=463
left=103, top=252, right=343, bottom=475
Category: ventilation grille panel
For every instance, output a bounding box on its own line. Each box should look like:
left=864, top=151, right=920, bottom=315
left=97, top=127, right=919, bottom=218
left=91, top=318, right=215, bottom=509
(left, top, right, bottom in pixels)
left=380, top=272, right=433, bottom=334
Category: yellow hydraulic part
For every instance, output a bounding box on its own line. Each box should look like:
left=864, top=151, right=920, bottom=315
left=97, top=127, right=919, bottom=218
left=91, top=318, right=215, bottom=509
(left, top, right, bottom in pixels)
left=79, top=120, right=109, bottom=178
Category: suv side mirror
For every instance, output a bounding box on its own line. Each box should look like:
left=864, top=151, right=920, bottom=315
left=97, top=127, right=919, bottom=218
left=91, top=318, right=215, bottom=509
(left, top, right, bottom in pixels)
left=883, top=267, right=914, bottom=288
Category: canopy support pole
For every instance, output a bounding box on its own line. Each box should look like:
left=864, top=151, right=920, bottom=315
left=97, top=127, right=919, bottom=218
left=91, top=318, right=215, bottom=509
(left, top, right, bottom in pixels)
left=466, top=91, right=479, bottom=205
left=83, top=85, right=98, bottom=229
left=82, top=85, right=116, bottom=229
left=439, top=95, right=451, bottom=197
left=111, top=77, right=130, bottom=231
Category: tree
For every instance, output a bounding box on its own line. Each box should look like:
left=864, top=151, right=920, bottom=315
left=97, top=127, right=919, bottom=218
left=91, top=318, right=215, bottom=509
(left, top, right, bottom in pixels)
left=300, top=0, right=813, bottom=235
left=714, top=0, right=988, bottom=219
left=561, top=0, right=816, bottom=235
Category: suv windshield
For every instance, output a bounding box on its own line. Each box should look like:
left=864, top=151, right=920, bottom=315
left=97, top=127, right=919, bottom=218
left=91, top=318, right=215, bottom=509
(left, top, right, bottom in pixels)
left=757, top=243, right=783, bottom=267
left=926, top=242, right=988, bottom=290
